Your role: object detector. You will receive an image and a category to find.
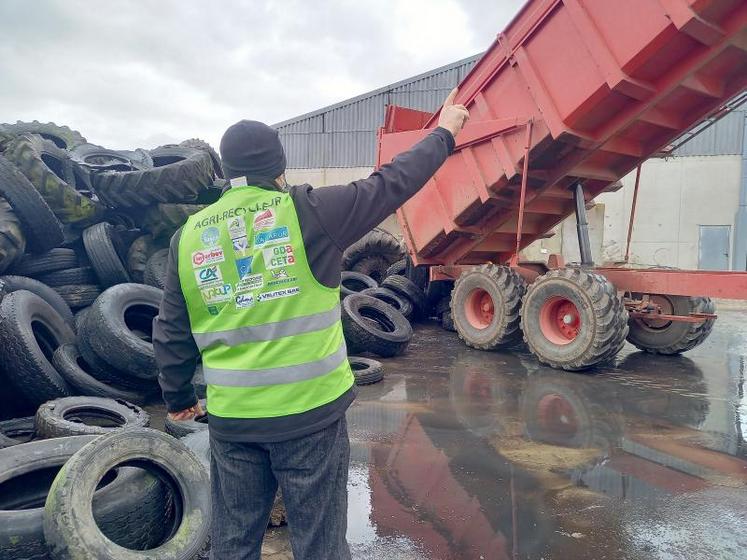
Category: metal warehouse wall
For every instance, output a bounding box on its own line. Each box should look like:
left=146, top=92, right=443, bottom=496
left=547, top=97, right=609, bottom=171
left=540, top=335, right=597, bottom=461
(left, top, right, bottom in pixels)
left=673, top=109, right=745, bottom=157
left=274, top=55, right=480, bottom=169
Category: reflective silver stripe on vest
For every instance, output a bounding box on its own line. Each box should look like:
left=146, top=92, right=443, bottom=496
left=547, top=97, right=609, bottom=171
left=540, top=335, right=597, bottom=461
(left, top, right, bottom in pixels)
left=192, top=304, right=341, bottom=350
left=203, top=341, right=347, bottom=387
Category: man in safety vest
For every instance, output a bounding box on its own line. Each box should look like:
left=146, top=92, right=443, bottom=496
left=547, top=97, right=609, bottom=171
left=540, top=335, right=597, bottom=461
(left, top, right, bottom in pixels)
left=154, top=89, right=468, bottom=559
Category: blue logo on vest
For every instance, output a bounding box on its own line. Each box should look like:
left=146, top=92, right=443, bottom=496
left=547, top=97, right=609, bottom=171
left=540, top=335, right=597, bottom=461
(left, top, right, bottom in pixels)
left=235, top=256, right=253, bottom=279
left=201, top=227, right=220, bottom=247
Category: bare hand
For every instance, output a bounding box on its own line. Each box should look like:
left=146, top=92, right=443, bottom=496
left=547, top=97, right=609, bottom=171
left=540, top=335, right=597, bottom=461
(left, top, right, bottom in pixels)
left=437, top=88, right=470, bottom=138
left=168, top=401, right=205, bottom=421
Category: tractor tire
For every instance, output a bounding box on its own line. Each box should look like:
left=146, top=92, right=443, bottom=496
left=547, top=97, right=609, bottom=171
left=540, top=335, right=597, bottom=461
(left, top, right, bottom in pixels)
left=37, top=266, right=97, bottom=287
left=342, top=294, right=412, bottom=357
left=82, top=283, right=162, bottom=380
left=349, top=255, right=391, bottom=284
left=143, top=203, right=207, bottom=239
left=521, top=268, right=629, bottom=371
left=441, top=309, right=456, bottom=332
left=10, top=247, right=78, bottom=277
left=0, top=155, right=63, bottom=252
left=92, top=145, right=213, bottom=208
left=143, top=248, right=169, bottom=289
left=348, top=356, right=384, bottom=385
left=43, top=429, right=211, bottom=560
left=82, top=222, right=131, bottom=287
left=52, top=344, right=147, bottom=403
left=3, top=134, right=104, bottom=225
left=0, top=291, right=74, bottom=408
left=180, top=138, right=224, bottom=178
left=0, top=196, right=26, bottom=273
left=54, top=284, right=101, bottom=309
left=359, top=287, right=414, bottom=320
left=340, top=271, right=377, bottom=298
left=451, top=264, right=526, bottom=350
left=342, top=228, right=404, bottom=274
left=0, top=274, right=75, bottom=326
left=626, top=295, right=716, bottom=355
left=164, top=400, right=208, bottom=438
left=126, top=234, right=166, bottom=283
left=381, top=274, right=428, bottom=317
left=70, top=143, right=153, bottom=172
left=35, top=396, right=150, bottom=439
left=0, top=120, right=86, bottom=150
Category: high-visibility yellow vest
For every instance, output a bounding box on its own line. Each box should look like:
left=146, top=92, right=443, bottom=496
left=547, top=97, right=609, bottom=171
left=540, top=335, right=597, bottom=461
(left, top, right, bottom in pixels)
left=178, top=185, right=354, bottom=418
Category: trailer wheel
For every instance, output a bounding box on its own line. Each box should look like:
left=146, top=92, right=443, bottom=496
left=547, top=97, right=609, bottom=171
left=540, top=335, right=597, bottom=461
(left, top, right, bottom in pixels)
left=521, top=268, right=628, bottom=370
left=451, top=264, right=526, bottom=350
left=626, top=294, right=715, bottom=355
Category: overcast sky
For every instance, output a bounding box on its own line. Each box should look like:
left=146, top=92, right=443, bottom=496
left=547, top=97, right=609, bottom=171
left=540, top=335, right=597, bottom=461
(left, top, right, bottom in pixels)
left=0, top=0, right=524, bottom=151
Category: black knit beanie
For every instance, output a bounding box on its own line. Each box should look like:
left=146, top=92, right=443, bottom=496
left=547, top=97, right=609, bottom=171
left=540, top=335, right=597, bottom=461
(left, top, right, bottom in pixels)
left=219, top=120, right=287, bottom=180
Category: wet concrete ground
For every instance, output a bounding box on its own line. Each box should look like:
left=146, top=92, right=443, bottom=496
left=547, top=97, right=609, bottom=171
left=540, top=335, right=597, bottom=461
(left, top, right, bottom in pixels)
left=157, top=306, right=747, bottom=559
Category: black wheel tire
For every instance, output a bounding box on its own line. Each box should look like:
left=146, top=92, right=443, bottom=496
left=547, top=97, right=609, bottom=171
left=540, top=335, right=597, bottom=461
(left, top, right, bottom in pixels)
left=349, top=356, right=384, bottom=385
left=0, top=290, right=75, bottom=407
left=359, top=287, right=414, bottom=320
left=126, top=234, right=166, bottom=284
left=43, top=428, right=211, bottom=560
left=3, top=134, right=104, bottom=225
left=381, top=274, right=428, bottom=316
left=0, top=436, right=175, bottom=557
left=342, top=228, right=404, bottom=271
left=164, top=399, right=208, bottom=438
left=10, top=247, right=79, bottom=277
left=76, top=329, right=152, bottom=390
left=36, top=266, right=97, bottom=287
left=441, top=309, right=456, bottom=332
left=144, top=248, right=169, bottom=289
left=143, top=203, right=207, bottom=240
left=385, top=258, right=406, bottom=278
left=451, top=264, right=526, bottom=350
left=82, top=222, right=131, bottom=287
left=73, top=306, right=90, bottom=333
left=0, top=416, right=35, bottom=448
left=52, top=345, right=148, bottom=403
left=35, top=396, right=150, bottom=439
left=425, top=280, right=454, bottom=317
left=92, top=145, right=213, bottom=208
left=404, top=255, right=429, bottom=291
left=180, top=138, right=224, bottom=178
left=0, top=120, right=86, bottom=150
left=626, top=295, right=716, bottom=355
left=54, top=284, right=101, bottom=309
left=70, top=143, right=153, bottom=172
left=0, top=155, right=63, bottom=252
left=520, top=268, right=629, bottom=371
left=350, top=255, right=391, bottom=284
left=0, top=196, right=26, bottom=274
left=82, top=283, right=163, bottom=379
left=340, top=271, right=377, bottom=298
left=0, top=275, right=74, bottom=326
left=342, top=294, right=413, bottom=357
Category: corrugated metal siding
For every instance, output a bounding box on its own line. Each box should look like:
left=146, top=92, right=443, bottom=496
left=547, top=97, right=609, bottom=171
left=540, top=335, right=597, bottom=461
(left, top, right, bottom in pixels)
left=673, top=109, right=745, bottom=157
left=274, top=55, right=480, bottom=168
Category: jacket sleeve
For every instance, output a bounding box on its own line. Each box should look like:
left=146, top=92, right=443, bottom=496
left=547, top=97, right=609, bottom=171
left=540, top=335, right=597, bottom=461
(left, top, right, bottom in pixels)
left=153, top=230, right=201, bottom=413
left=302, top=127, right=454, bottom=250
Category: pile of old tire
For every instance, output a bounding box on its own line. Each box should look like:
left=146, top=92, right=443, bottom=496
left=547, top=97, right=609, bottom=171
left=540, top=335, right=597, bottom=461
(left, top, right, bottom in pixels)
left=342, top=228, right=405, bottom=283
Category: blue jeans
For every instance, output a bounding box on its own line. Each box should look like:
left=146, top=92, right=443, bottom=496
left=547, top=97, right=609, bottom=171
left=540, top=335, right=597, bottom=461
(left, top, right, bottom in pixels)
left=209, top=417, right=351, bottom=560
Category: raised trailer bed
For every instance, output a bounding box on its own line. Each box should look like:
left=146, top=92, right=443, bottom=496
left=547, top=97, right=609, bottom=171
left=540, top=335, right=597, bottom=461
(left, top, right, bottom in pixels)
left=378, top=0, right=747, bottom=370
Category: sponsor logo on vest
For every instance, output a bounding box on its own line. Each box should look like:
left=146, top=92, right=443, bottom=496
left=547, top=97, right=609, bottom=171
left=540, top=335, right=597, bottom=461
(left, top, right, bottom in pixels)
left=192, top=248, right=225, bottom=268
left=254, top=226, right=290, bottom=248
left=257, top=286, right=300, bottom=302
left=253, top=209, right=275, bottom=231
left=236, top=273, right=264, bottom=293
left=207, top=305, right=222, bottom=316
left=192, top=198, right=281, bottom=230
left=232, top=235, right=249, bottom=256
left=200, top=227, right=220, bottom=247
left=234, top=293, right=255, bottom=309
left=227, top=216, right=246, bottom=239
left=194, top=265, right=223, bottom=287
left=201, top=283, right=233, bottom=304
left=262, top=245, right=295, bottom=269
left=266, top=268, right=296, bottom=287
left=235, top=256, right=253, bottom=278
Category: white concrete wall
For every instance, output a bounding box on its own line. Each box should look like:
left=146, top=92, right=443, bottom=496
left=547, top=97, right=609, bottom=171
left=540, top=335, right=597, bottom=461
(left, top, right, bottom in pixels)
left=286, top=155, right=742, bottom=269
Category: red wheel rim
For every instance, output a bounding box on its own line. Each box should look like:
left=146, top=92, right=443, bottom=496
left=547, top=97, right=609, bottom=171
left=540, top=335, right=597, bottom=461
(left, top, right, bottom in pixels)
left=536, top=394, right=579, bottom=438
left=539, top=296, right=581, bottom=345
left=465, top=288, right=494, bottom=329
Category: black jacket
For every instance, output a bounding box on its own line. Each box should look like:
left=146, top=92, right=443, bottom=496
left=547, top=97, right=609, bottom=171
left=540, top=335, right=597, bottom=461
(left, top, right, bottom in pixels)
left=153, top=127, right=455, bottom=442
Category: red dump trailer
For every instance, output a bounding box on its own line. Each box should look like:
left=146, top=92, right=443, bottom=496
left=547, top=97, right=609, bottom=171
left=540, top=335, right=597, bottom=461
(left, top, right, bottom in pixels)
left=378, top=0, right=747, bottom=370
